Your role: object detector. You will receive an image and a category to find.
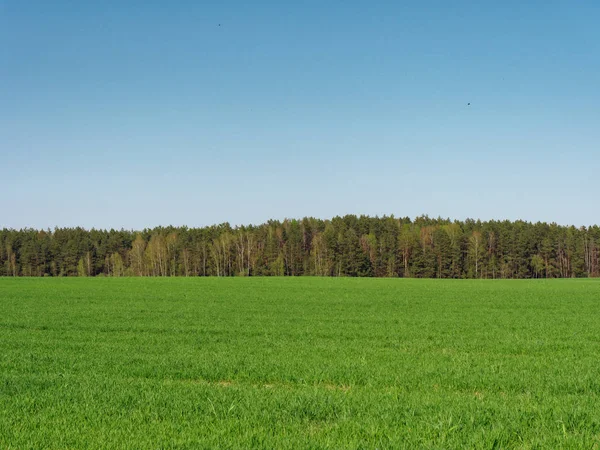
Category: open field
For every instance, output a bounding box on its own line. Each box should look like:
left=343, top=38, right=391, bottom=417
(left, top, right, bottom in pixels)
left=1, top=278, right=600, bottom=448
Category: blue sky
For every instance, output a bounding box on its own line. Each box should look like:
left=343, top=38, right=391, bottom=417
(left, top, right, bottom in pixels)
left=1, top=1, right=599, bottom=229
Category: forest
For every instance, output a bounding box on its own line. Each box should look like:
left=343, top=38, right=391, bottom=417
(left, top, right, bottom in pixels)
left=1, top=216, right=599, bottom=278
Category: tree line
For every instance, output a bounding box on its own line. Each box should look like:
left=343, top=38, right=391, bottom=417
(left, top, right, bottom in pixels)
left=1, top=216, right=599, bottom=278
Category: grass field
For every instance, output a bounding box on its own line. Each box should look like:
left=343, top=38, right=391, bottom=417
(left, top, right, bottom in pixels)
left=1, top=278, right=600, bottom=448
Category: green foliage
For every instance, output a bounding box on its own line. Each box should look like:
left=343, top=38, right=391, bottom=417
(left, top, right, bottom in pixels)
left=1, top=216, right=599, bottom=278
left=1, top=277, right=600, bottom=448
left=76, top=258, right=86, bottom=277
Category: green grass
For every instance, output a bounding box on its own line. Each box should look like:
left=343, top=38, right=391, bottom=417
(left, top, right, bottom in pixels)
left=1, top=278, right=600, bottom=449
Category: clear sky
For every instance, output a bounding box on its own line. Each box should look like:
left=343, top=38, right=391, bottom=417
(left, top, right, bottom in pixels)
left=1, top=1, right=599, bottom=229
